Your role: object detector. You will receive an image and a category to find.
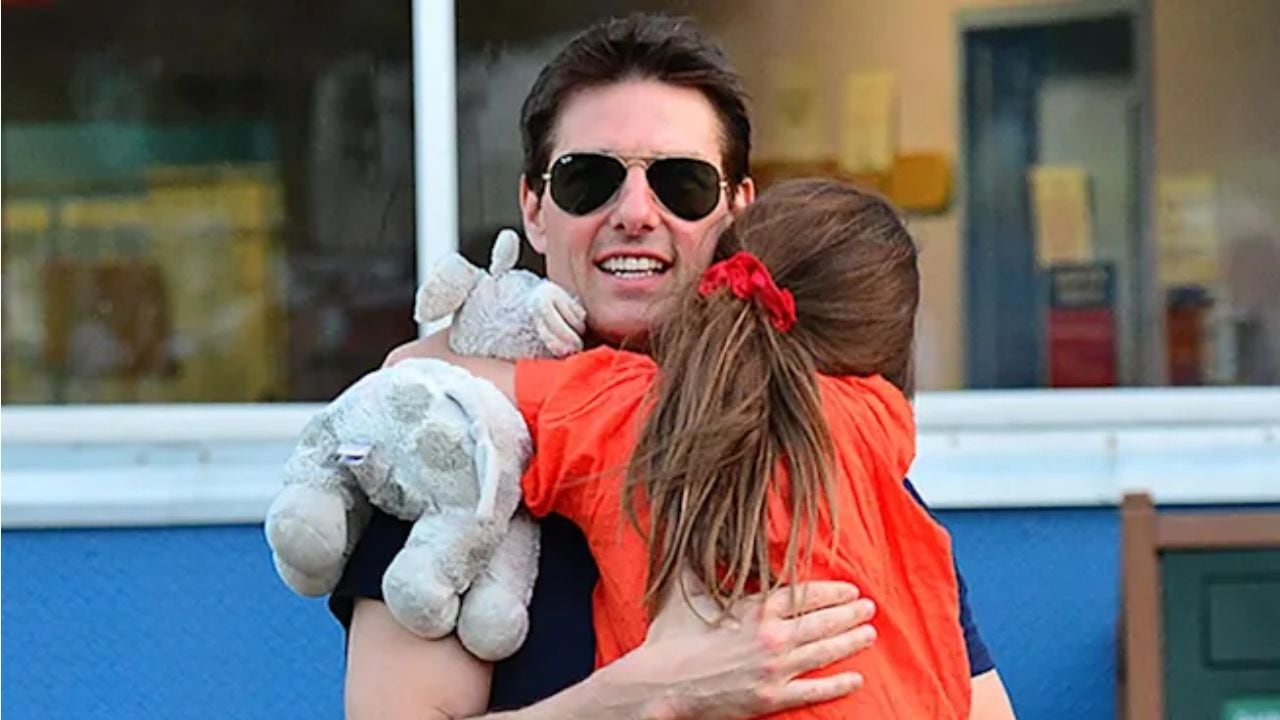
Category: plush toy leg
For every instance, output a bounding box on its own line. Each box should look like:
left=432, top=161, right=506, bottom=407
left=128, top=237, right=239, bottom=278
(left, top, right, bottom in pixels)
left=265, top=482, right=370, bottom=596
left=383, top=508, right=502, bottom=639
left=456, top=508, right=540, bottom=661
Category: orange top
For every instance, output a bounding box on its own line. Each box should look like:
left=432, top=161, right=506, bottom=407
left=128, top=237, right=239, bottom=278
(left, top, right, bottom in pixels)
left=515, top=347, right=971, bottom=719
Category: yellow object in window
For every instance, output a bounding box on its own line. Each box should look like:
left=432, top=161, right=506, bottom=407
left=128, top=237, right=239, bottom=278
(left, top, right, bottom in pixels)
left=144, top=164, right=287, bottom=403
left=888, top=152, right=951, bottom=214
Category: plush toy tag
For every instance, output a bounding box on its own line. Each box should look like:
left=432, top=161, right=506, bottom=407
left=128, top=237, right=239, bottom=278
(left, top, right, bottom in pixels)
left=328, top=439, right=374, bottom=467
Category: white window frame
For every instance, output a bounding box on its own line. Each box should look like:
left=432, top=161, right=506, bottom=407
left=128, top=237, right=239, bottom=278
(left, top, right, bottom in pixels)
left=412, top=0, right=459, bottom=303
left=2, top=0, right=1278, bottom=530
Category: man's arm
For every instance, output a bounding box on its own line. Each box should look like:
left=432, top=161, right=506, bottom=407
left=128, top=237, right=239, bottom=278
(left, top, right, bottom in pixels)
left=970, top=670, right=1016, bottom=720
left=347, top=599, right=492, bottom=720
left=346, top=583, right=877, bottom=720
left=899, top=479, right=1015, bottom=718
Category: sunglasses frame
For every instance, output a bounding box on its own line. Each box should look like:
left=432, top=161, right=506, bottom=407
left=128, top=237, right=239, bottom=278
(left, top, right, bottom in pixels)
left=541, top=152, right=730, bottom=221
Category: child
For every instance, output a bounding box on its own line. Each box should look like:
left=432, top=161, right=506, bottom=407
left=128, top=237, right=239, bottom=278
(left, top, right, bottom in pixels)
left=442, top=179, right=970, bottom=718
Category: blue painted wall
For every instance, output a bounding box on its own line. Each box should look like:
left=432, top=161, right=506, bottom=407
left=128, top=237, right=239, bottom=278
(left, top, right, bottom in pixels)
left=945, top=509, right=1121, bottom=720
left=3, top=509, right=1122, bottom=720
left=2, top=526, right=344, bottom=720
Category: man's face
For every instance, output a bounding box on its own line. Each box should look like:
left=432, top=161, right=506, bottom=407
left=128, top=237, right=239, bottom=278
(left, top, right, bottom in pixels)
left=521, top=79, right=754, bottom=347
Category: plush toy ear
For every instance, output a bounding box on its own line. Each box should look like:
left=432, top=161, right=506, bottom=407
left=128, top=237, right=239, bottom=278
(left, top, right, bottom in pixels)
left=488, top=229, right=521, bottom=278
left=413, top=254, right=483, bottom=324
left=439, top=382, right=502, bottom=520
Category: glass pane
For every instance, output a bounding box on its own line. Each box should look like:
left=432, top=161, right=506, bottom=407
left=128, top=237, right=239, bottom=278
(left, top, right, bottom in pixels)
left=2, top=1, right=415, bottom=404
left=455, top=1, right=1279, bottom=390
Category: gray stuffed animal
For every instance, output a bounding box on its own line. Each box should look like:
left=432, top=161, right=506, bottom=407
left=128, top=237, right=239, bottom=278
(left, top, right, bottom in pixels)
left=264, top=229, right=585, bottom=661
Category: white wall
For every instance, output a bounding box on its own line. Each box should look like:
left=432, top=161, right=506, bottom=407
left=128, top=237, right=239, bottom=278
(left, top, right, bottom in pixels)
left=1154, top=0, right=1280, bottom=242
left=710, top=0, right=1069, bottom=390
left=1155, top=0, right=1280, bottom=384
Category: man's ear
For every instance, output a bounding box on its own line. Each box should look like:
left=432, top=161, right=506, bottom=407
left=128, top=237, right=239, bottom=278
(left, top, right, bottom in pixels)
left=519, top=175, right=548, bottom=255
left=729, top=177, right=756, bottom=214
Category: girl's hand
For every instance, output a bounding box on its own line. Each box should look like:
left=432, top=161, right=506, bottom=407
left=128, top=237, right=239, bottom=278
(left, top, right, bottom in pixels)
left=384, top=330, right=452, bottom=367
left=603, top=573, right=877, bottom=720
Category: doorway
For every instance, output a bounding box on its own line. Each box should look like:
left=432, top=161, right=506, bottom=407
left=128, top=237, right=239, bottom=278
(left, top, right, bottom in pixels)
left=960, top=3, right=1150, bottom=388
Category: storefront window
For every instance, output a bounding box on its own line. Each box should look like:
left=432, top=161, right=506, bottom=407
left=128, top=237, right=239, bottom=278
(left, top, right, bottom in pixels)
left=455, top=0, right=1279, bottom=391
left=1, top=0, right=416, bottom=403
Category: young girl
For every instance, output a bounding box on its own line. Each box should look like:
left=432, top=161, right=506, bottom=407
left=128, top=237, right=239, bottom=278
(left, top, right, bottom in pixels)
left=439, top=179, right=970, bottom=718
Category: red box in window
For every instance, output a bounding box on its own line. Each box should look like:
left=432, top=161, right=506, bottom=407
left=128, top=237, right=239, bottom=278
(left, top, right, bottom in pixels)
left=1047, top=263, right=1117, bottom=388
left=1165, top=286, right=1211, bottom=386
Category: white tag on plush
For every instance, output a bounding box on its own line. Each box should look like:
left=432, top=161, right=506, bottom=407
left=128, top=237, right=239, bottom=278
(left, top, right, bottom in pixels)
left=333, top=440, right=373, bottom=466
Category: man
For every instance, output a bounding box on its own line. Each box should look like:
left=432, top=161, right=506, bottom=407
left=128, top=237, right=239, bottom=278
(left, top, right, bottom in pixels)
left=333, top=14, right=1015, bottom=720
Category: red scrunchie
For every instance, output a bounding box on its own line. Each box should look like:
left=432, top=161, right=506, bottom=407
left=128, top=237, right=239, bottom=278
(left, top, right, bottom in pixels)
left=697, top=251, right=796, bottom=332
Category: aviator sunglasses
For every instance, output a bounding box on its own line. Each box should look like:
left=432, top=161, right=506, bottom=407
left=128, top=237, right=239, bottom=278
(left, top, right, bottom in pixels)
left=542, top=152, right=728, bottom=221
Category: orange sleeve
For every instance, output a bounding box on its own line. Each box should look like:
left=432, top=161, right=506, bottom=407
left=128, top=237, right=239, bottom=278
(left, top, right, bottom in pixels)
left=514, top=347, right=655, bottom=522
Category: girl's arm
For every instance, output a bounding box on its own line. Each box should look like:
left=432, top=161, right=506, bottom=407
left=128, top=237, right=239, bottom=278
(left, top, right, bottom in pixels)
left=386, top=332, right=517, bottom=404
left=376, top=335, right=882, bottom=719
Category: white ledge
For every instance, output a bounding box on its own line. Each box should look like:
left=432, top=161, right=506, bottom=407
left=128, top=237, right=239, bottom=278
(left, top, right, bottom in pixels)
left=3, top=387, right=1279, bottom=528
left=4, top=387, right=1275, bottom=445
left=2, top=403, right=320, bottom=444
left=914, top=386, right=1280, bottom=429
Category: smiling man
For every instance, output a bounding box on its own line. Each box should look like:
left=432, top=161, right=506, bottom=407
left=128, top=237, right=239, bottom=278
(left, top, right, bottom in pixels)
left=521, top=77, right=744, bottom=348
left=332, top=13, right=1015, bottom=720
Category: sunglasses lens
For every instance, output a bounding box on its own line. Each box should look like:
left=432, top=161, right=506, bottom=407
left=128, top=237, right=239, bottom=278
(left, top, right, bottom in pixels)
left=647, top=158, right=722, bottom=221
left=548, top=154, right=626, bottom=215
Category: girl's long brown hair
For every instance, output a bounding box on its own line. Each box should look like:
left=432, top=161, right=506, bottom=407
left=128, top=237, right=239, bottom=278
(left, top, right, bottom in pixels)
left=626, top=179, right=920, bottom=616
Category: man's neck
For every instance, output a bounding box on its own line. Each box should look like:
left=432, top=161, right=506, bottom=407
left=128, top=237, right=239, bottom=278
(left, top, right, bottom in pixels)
left=584, top=331, right=652, bottom=356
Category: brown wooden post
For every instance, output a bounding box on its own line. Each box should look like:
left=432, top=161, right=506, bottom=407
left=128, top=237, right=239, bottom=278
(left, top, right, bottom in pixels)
left=1120, top=492, right=1162, bottom=720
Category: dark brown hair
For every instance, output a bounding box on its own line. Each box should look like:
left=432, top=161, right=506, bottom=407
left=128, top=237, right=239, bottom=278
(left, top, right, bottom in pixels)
left=626, top=178, right=920, bottom=616
left=520, top=13, right=751, bottom=195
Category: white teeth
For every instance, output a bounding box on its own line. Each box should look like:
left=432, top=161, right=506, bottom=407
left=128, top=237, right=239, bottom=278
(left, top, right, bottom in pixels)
left=598, top=256, right=669, bottom=275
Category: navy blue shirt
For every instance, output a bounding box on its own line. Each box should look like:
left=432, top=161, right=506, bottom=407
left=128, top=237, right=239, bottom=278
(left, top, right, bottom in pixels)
left=329, top=479, right=994, bottom=710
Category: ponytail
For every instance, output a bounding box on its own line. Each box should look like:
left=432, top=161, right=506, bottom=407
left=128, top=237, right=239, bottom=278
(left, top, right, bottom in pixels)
left=625, top=254, right=834, bottom=618
left=627, top=178, right=919, bottom=618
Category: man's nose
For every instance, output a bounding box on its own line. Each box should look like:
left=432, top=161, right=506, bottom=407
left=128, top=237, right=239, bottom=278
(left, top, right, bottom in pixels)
left=609, top=167, right=661, bottom=238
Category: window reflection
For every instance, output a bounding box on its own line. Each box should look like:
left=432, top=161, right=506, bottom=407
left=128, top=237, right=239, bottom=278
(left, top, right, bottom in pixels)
left=1, top=1, right=415, bottom=403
